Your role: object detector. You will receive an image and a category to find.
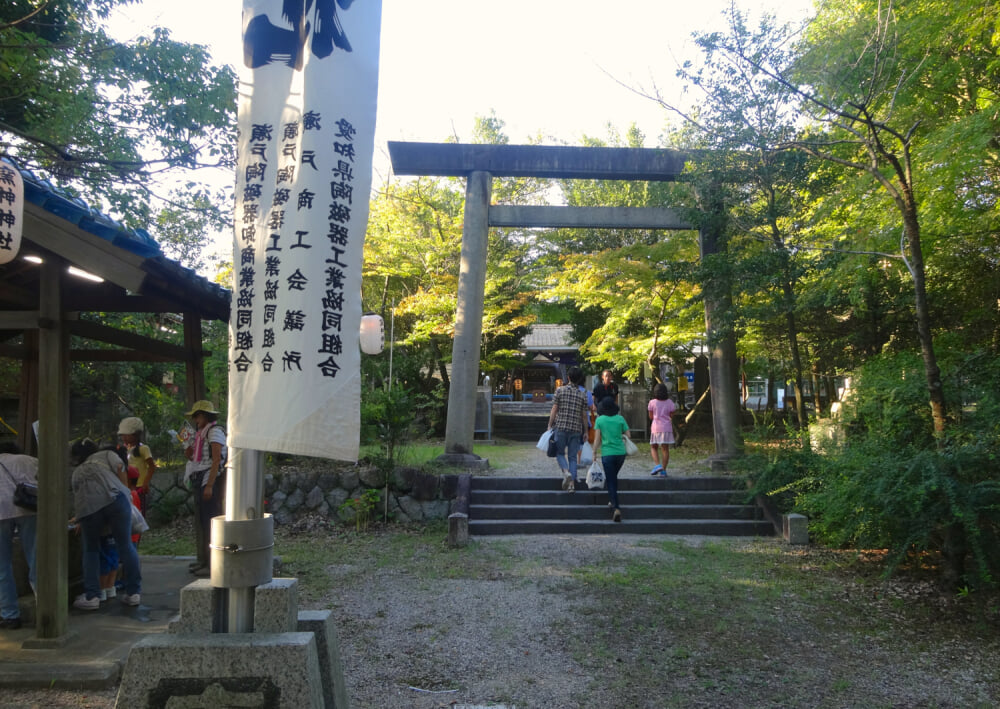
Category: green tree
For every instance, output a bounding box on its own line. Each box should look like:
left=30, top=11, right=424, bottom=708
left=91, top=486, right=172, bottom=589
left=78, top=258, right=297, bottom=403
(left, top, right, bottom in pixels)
left=1, top=0, right=236, bottom=225
left=541, top=125, right=703, bottom=382
left=776, top=0, right=997, bottom=435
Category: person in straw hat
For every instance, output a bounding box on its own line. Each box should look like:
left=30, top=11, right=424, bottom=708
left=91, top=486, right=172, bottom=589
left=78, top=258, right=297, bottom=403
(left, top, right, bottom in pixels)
left=183, top=400, right=226, bottom=577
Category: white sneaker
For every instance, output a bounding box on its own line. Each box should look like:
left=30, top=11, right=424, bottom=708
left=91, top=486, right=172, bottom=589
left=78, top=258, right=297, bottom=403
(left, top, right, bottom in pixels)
left=561, top=471, right=571, bottom=490
left=98, top=589, right=107, bottom=601
left=105, top=586, right=116, bottom=599
left=120, top=593, right=141, bottom=606
left=73, top=595, right=100, bottom=610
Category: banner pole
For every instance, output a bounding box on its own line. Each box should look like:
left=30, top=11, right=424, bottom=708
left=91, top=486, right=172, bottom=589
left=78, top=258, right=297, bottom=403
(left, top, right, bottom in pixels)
left=221, top=447, right=265, bottom=632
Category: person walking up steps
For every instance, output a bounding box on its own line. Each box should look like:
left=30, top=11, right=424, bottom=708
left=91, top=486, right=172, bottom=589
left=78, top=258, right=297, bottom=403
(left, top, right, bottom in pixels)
left=647, top=382, right=676, bottom=476
left=592, top=397, right=631, bottom=522
left=547, top=367, right=589, bottom=492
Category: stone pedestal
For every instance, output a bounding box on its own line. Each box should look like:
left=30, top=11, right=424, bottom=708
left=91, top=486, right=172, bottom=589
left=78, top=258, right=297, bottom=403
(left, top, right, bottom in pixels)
left=783, top=513, right=809, bottom=545
left=115, top=578, right=348, bottom=708
left=447, top=512, right=469, bottom=548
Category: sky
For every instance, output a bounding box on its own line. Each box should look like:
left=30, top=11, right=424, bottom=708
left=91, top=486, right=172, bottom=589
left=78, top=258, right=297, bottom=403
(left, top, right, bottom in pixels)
left=109, top=0, right=816, bottom=183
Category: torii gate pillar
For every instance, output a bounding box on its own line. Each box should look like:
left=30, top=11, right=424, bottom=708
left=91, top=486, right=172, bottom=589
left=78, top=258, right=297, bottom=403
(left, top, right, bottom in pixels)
left=441, top=170, right=491, bottom=461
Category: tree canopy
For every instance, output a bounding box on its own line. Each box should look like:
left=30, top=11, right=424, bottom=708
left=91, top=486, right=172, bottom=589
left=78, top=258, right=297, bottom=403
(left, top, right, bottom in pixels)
left=1, top=0, right=236, bottom=226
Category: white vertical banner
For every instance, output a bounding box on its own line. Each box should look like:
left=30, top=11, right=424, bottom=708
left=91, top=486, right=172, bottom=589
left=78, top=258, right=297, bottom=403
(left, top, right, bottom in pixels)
left=229, top=0, right=382, bottom=460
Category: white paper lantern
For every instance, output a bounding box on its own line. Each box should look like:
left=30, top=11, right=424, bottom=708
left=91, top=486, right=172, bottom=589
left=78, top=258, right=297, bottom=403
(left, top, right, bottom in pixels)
left=359, top=313, right=384, bottom=354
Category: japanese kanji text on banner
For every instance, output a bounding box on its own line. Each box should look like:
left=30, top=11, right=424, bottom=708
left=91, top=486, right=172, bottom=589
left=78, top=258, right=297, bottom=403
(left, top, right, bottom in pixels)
left=229, top=0, right=382, bottom=460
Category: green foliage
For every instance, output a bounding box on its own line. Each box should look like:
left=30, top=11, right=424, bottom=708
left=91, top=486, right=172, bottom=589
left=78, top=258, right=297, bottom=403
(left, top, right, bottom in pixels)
left=1, top=1, right=236, bottom=223
left=748, top=348, right=1000, bottom=588
left=339, top=488, right=381, bottom=532
left=359, top=385, right=429, bottom=468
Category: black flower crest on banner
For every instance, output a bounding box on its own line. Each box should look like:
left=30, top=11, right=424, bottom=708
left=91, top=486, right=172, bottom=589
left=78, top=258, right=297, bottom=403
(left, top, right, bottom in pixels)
left=244, top=0, right=356, bottom=70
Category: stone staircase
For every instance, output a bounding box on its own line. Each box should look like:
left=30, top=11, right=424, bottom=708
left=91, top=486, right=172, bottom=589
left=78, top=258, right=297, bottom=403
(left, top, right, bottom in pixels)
left=492, top=401, right=551, bottom=442
left=468, top=475, right=775, bottom=536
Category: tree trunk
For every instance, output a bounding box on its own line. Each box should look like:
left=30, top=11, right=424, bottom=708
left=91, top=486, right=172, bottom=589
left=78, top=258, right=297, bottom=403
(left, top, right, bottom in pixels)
left=900, top=198, right=947, bottom=437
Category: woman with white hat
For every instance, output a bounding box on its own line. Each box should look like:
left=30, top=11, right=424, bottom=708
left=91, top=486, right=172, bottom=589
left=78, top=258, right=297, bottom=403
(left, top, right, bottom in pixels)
left=118, top=416, right=156, bottom=515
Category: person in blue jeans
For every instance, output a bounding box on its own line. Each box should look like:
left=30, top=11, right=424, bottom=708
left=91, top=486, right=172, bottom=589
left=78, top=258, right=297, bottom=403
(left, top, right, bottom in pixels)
left=547, top=367, right=589, bottom=492
left=70, top=439, right=141, bottom=610
left=592, top=396, right=631, bottom=522
left=0, top=443, right=37, bottom=630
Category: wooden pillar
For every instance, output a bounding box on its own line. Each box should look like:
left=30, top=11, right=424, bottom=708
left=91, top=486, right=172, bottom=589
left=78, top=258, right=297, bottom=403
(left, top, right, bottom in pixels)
left=17, top=330, right=39, bottom=456
left=35, top=256, right=70, bottom=640
left=183, top=312, right=206, bottom=403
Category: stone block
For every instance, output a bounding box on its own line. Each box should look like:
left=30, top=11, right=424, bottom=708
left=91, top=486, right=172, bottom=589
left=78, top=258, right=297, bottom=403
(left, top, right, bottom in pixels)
left=305, top=485, right=325, bottom=509
left=783, top=513, right=808, bottom=545
left=448, top=512, right=469, bottom=548
left=408, top=470, right=441, bottom=501
left=168, top=580, right=216, bottom=634
left=114, top=632, right=325, bottom=708
left=357, top=464, right=386, bottom=488
left=397, top=495, right=423, bottom=521
left=339, top=469, right=359, bottom=491
left=168, top=578, right=299, bottom=635
left=439, top=474, right=460, bottom=499
left=254, top=578, right=298, bottom=633
left=298, top=610, right=350, bottom=709
left=316, top=471, right=341, bottom=491
left=421, top=499, right=450, bottom=520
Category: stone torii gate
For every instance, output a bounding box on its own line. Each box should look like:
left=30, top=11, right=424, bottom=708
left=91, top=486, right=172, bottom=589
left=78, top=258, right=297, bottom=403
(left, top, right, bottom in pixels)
left=387, top=141, right=743, bottom=467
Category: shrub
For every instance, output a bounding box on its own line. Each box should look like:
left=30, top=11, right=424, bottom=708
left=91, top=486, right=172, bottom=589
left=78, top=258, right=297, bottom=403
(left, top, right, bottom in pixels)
left=748, top=348, right=1000, bottom=588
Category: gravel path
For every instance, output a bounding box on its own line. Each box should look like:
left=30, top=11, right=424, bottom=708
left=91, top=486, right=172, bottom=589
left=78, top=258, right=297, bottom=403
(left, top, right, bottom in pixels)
left=326, top=533, right=697, bottom=709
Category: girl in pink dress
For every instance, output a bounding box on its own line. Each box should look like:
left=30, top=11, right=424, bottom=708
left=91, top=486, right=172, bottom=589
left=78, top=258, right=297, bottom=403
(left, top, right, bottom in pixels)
left=647, top=383, right=676, bottom=476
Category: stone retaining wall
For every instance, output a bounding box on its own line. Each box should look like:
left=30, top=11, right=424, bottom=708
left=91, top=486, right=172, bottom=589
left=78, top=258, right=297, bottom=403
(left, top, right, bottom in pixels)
left=148, top=463, right=460, bottom=527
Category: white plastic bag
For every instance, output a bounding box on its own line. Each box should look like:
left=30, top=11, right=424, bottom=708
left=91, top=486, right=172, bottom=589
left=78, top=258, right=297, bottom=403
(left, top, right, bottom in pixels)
left=623, top=435, right=639, bottom=456
left=579, top=441, right=594, bottom=466
left=131, top=503, right=150, bottom=534
left=536, top=428, right=553, bottom=452
left=586, top=459, right=605, bottom=489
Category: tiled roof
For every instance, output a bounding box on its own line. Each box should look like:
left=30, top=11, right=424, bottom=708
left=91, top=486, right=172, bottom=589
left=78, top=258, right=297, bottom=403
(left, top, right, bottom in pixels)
left=6, top=158, right=230, bottom=319
left=522, top=324, right=578, bottom=351
left=11, top=159, right=162, bottom=258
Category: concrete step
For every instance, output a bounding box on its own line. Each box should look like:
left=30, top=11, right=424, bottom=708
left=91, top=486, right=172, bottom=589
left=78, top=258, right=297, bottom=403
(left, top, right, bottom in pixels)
left=470, top=489, right=743, bottom=506
left=469, top=518, right=776, bottom=536
left=470, top=503, right=761, bottom=521
left=493, top=414, right=550, bottom=441
left=471, top=476, right=744, bottom=491
left=466, top=475, right=773, bottom=538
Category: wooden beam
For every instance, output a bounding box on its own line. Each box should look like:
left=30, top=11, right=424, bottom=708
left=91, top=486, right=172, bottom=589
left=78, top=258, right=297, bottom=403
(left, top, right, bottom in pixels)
left=23, top=202, right=148, bottom=292
left=70, top=349, right=179, bottom=363
left=0, top=344, right=29, bottom=359
left=0, top=279, right=37, bottom=308
left=68, top=319, right=188, bottom=361
left=67, top=293, right=182, bottom=314
left=0, top=311, right=41, bottom=330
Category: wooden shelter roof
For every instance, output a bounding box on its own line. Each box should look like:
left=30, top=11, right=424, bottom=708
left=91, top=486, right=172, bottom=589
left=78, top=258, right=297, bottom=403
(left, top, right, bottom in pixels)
left=1, top=164, right=231, bottom=360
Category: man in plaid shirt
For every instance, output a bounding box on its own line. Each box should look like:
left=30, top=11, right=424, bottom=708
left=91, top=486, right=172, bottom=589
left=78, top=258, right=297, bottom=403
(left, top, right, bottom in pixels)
left=547, top=366, right=589, bottom=492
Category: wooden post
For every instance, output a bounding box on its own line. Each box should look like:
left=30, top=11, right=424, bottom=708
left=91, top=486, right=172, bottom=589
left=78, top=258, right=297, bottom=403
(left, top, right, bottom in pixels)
left=184, top=312, right=206, bottom=403
left=35, top=256, right=70, bottom=640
